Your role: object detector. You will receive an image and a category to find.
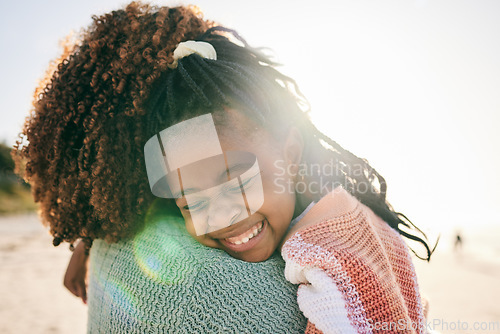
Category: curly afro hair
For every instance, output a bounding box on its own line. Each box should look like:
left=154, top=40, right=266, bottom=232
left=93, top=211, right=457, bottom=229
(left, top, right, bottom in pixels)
left=13, top=2, right=215, bottom=249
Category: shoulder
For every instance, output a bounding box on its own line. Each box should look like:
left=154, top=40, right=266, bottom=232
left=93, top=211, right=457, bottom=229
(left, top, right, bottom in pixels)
left=280, top=186, right=366, bottom=250
left=282, top=186, right=410, bottom=263
left=280, top=188, right=427, bottom=333
left=88, top=213, right=307, bottom=333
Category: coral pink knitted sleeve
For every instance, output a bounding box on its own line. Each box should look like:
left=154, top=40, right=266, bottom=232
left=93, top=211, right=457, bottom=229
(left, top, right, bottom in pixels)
left=281, top=187, right=427, bottom=334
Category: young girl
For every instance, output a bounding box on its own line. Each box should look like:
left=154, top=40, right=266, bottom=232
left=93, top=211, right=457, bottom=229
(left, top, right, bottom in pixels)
left=15, top=2, right=431, bottom=333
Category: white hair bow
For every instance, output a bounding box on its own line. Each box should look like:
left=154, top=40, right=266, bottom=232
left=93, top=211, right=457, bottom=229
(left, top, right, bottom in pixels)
left=169, top=40, right=217, bottom=69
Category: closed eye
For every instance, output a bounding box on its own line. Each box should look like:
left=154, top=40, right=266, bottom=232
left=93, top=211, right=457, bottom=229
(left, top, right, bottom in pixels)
left=182, top=170, right=262, bottom=211
left=183, top=200, right=208, bottom=213
left=227, top=171, right=261, bottom=193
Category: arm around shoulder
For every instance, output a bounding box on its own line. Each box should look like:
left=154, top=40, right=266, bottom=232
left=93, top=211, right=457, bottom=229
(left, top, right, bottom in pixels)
left=280, top=194, right=429, bottom=334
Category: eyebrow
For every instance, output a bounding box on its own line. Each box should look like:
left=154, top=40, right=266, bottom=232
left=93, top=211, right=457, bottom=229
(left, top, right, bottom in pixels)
left=172, top=162, right=254, bottom=198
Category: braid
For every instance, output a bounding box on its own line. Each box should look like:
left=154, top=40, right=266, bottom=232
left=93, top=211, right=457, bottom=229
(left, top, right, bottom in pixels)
left=142, top=26, right=434, bottom=260
left=177, top=61, right=211, bottom=105
left=300, top=119, right=433, bottom=260
left=189, top=57, right=228, bottom=103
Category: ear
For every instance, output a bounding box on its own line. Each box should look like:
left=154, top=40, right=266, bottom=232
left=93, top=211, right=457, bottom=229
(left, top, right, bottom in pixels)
left=283, top=127, right=304, bottom=166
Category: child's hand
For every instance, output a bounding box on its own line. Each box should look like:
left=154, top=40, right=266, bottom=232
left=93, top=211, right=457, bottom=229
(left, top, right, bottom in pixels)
left=63, top=241, right=89, bottom=304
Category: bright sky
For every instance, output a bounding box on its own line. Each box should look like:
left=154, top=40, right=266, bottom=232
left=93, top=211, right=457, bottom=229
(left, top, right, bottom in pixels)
left=1, top=0, right=499, bottom=242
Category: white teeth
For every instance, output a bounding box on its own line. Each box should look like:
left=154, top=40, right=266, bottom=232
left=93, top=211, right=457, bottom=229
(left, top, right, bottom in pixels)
left=225, top=220, right=264, bottom=245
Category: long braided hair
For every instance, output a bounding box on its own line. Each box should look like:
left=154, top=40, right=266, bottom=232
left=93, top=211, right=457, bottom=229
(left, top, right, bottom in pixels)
left=145, top=26, right=433, bottom=260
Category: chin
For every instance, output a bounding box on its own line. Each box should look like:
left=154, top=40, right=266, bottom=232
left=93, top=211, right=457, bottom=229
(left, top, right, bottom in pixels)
left=228, top=246, right=275, bottom=263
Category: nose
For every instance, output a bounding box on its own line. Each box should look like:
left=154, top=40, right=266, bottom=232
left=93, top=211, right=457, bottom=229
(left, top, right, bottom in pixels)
left=206, top=196, right=243, bottom=230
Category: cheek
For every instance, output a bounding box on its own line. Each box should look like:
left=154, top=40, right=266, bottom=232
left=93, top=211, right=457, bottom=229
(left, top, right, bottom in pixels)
left=183, top=212, right=221, bottom=249
left=261, top=183, right=296, bottom=237
left=180, top=210, right=195, bottom=234
left=184, top=218, right=197, bottom=238
left=263, top=167, right=296, bottom=212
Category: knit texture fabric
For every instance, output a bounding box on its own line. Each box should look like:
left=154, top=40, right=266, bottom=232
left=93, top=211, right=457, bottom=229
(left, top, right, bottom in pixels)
left=281, top=186, right=427, bottom=334
left=87, top=212, right=306, bottom=333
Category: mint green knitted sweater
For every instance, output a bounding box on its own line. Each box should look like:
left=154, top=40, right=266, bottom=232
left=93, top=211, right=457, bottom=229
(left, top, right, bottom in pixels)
left=87, top=211, right=306, bottom=333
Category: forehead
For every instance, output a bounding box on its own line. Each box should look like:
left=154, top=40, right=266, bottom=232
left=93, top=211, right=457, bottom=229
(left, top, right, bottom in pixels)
left=213, top=109, right=268, bottom=150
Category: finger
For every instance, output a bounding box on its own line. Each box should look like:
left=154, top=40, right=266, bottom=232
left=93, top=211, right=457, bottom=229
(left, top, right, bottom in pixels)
left=81, top=284, right=87, bottom=305
left=64, top=280, right=78, bottom=297
left=76, top=282, right=85, bottom=301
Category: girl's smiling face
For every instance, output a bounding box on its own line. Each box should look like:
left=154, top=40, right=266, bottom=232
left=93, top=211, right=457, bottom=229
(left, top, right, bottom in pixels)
left=169, top=109, right=302, bottom=262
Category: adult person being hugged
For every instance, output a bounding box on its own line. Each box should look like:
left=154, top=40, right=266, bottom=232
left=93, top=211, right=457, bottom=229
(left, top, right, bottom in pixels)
left=13, top=2, right=306, bottom=332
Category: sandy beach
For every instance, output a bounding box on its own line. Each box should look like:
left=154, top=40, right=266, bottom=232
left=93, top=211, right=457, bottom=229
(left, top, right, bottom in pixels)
left=0, top=214, right=87, bottom=334
left=1, top=214, right=499, bottom=334
left=413, top=244, right=500, bottom=333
